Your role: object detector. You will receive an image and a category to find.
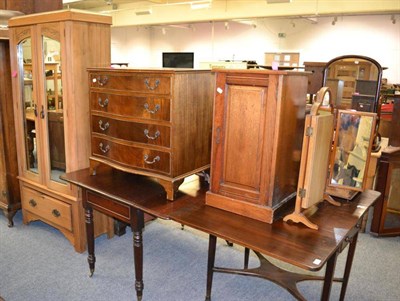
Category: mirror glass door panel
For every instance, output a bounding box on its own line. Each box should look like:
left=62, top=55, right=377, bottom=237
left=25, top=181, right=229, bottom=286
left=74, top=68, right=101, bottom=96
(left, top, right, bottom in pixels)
left=42, top=36, right=66, bottom=184
left=19, top=37, right=39, bottom=175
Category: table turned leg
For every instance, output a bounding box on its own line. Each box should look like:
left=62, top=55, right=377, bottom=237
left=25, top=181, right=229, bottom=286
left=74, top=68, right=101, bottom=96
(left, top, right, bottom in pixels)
left=85, top=206, right=96, bottom=277
left=131, top=208, right=145, bottom=301
left=205, top=234, right=217, bottom=301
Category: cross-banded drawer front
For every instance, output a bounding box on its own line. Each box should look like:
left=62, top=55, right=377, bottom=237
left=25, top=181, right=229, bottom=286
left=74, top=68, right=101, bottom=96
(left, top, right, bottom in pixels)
left=21, top=186, right=72, bottom=231
left=92, top=136, right=171, bottom=174
left=91, top=92, right=170, bottom=122
left=86, top=191, right=130, bottom=223
left=91, top=115, right=171, bottom=148
left=90, top=73, right=171, bottom=94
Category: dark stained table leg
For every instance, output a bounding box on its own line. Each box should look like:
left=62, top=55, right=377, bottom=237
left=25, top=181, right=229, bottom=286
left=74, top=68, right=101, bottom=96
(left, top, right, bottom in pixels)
left=85, top=206, right=96, bottom=277
left=244, top=247, right=250, bottom=269
left=321, top=251, right=338, bottom=300
left=131, top=208, right=145, bottom=301
left=339, top=231, right=359, bottom=301
left=205, top=234, right=217, bottom=301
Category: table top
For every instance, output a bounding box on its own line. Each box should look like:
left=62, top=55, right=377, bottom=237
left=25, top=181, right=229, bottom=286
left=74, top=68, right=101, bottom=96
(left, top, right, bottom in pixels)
left=62, top=168, right=380, bottom=272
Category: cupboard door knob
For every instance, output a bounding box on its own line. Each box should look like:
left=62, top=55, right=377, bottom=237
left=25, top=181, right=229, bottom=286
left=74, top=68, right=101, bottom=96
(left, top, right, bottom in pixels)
left=34, top=104, right=38, bottom=117
left=144, top=78, right=160, bottom=90
left=144, top=103, right=160, bottom=114
left=52, top=209, right=61, bottom=218
left=98, top=97, right=109, bottom=108
left=29, top=199, right=37, bottom=207
left=40, top=105, right=45, bottom=119
left=98, top=120, right=110, bottom=131
left=144, top=129, right=160, bottom=140
left=99, top=142, right=110, bottom=154
left=144, top=154, right=160, bottom=165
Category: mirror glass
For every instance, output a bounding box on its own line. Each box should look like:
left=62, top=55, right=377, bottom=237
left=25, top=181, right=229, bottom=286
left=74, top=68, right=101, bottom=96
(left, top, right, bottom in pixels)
left=323, top=55, right=382, bottom=112
left=329, top=110, right=376, bottom=191
left=18, top=37, right=38, bottom=175
left=43, top=36, right=66, bottom=184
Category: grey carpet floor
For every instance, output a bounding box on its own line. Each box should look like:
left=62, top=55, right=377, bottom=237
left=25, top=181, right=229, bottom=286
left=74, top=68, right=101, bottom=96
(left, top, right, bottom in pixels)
left=1, top=211, right=399, bottom=301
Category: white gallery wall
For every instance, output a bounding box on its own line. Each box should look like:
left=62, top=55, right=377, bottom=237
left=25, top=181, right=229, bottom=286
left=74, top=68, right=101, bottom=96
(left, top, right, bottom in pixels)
left=111, top=14, right=400, bottom=83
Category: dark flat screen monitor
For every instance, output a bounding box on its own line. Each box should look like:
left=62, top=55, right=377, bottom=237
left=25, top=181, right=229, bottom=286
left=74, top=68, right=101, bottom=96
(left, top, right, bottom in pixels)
left=162, top=52, right=194, bottom=68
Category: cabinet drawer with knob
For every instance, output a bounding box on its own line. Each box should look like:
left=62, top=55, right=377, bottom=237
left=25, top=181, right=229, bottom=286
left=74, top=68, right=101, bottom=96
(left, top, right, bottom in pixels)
left=21, top=186, right=72, bottom=231
left=91, top=114, right=171, bottom=147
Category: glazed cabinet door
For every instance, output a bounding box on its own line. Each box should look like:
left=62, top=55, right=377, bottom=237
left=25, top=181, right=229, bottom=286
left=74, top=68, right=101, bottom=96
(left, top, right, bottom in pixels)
left=38, top=23, right=68, bottom=193
left=210, top=73, right=271, bottom=206
left=11, top=26, right=42, bottom=184
left=11, top=23, right=69, bottom=194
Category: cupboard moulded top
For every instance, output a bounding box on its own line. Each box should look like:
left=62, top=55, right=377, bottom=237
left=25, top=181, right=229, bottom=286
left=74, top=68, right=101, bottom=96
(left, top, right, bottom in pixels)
left=8, top=9, right=112, bottom=27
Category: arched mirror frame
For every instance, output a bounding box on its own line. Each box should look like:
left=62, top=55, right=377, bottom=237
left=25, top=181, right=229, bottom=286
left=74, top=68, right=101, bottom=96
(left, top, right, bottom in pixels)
left=322, top=54, right=383, bottom=113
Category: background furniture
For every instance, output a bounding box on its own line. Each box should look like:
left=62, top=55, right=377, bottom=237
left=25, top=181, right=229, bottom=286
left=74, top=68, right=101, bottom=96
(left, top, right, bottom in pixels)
left=370, top=99, right=400, bottom=236
left=206, top=69, right=308, bottom=223
left=0, top=0, right=62, bottom=15
left=88, top=68, right=213, bottom=200
left=0, top=39, right=20, bottom=226
left=303, top=61, right=326, bottom=100
left=9, top=10, right=114, bottom=252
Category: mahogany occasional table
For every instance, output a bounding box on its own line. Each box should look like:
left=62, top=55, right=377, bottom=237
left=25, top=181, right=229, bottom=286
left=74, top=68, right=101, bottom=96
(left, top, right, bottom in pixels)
left=62, top=167, right=379, bottom=301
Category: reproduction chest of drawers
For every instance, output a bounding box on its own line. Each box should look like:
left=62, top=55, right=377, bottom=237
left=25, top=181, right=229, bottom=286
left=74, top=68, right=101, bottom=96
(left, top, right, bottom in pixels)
left=88, top=68, right=214, bottom=200
left=206, top=69, right=308, bottom=223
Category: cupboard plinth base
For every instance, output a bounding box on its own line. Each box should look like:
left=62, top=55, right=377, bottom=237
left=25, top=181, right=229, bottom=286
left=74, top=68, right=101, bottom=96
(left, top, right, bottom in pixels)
left=205, top=191, right=295, bottom=224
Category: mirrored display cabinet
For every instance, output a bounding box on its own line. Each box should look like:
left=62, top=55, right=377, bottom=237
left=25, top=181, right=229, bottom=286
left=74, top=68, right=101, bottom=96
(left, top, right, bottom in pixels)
left=9, top=10, right=114, bottom=252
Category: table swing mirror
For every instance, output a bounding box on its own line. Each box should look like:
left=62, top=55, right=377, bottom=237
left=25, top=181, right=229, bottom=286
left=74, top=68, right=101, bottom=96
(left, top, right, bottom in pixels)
left=284, top=86, right=377, bottom=229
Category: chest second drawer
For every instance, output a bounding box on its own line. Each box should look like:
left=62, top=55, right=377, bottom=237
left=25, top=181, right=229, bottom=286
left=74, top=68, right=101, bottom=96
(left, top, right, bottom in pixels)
left=91, top=92, right=171, bottom=121
left=91, top=115, right=171, bottom=147
left=91, top=136, right=171, bottom=174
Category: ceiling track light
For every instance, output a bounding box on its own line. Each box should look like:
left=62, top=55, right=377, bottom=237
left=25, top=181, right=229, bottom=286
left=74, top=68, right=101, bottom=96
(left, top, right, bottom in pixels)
left=332, top=16, right=338, bottom=26
left=391, top=15, right=396, bottom=24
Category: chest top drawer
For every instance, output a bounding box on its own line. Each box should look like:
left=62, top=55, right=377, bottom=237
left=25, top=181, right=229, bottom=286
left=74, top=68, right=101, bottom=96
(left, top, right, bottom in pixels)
left=89, top=72, right=172, bottom=94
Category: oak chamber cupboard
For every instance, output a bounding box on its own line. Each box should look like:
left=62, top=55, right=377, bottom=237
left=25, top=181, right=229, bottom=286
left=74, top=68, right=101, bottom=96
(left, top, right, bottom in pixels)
left=8, top=10, right=114, bottom=252
left=88, top=68, right=214, bottom=200
left=206, top=69, right=308, bottom=223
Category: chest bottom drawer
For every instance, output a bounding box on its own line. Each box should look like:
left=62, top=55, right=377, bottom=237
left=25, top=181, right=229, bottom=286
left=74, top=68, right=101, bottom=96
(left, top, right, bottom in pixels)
left=21, top=186, right=72, bottom=231
left=91, top=136, right=171, bottom=174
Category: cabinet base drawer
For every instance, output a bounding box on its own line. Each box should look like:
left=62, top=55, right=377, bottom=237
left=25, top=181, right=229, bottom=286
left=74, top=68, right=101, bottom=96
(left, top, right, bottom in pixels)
left=21, top=186, right=72, bottom=231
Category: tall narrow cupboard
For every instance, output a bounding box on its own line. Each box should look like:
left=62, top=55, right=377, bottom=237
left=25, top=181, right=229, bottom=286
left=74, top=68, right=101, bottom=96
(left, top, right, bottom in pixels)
left=8, top=10, right=113, bottom=252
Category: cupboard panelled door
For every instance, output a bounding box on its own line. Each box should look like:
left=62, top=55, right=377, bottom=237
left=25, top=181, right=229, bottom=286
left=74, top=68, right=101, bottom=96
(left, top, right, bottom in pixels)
left=211, top=74, right=270, bottom=205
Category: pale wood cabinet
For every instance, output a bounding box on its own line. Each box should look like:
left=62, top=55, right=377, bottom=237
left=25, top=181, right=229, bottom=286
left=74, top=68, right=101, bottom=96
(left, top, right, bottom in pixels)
left=206, top=69, right=308, bottom=223
left=88, top=68, right=214, bottom=200
left=0, top=39, right=20, bottom=227
left=9, top=10, right=113, bottom=252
